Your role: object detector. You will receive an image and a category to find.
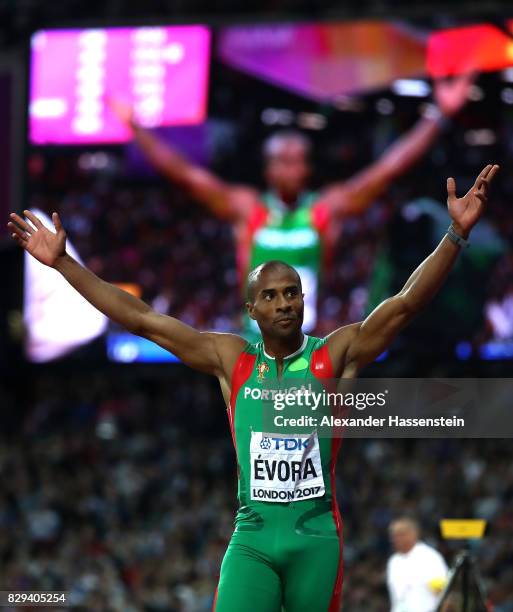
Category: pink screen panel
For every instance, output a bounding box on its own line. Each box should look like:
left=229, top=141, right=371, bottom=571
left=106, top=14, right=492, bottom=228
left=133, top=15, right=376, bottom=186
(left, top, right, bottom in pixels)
left=29, top=25, right=210, bottom=145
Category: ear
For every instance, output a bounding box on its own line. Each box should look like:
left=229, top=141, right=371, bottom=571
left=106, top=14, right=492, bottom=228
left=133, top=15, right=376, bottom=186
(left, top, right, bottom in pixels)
left=245, top=301, right=257, bottom=321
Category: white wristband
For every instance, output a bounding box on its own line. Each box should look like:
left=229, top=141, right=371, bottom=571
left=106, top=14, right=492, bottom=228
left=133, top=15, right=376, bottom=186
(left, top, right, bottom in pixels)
left=447, top=225, right=470, bottom=248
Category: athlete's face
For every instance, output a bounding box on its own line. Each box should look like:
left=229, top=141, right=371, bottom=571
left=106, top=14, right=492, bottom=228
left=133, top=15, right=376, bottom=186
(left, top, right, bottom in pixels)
left=389, top=521, right=418, bottom=554
left=264, top=139, right=311, bottom=200
left=246, top=268, right=304, bottom=339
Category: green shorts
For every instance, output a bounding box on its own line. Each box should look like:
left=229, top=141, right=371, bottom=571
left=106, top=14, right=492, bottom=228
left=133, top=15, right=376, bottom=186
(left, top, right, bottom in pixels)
left=213, top=500, right=343, bottom=612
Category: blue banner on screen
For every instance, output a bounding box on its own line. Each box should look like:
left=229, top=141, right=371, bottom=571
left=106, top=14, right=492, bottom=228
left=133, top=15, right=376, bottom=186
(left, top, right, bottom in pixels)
left=107, top=332, right=179, bottom=363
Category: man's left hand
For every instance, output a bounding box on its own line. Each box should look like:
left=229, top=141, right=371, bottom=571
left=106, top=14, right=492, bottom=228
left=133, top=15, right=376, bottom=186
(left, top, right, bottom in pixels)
left=446, top=164, right=500, bottom=237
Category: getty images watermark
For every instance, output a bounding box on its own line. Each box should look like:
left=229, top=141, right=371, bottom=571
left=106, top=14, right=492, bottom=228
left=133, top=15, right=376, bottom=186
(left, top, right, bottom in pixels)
left=255, top=379, right=513, bottom=438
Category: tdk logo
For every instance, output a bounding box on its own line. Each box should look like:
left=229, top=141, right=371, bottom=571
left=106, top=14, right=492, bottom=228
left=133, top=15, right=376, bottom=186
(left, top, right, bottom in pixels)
left=260, top=437, right=272, bottom=450
left=262, top=437, right=310, bottom=451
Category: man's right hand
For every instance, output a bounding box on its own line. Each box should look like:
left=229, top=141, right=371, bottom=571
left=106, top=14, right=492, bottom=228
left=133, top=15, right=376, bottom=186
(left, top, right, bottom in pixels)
left=8, top=210, right=66, bottom=267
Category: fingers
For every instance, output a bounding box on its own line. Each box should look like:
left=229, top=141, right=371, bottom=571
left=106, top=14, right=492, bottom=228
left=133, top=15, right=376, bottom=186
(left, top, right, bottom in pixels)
left=472, top=191, right=487, bottom=204
left=23, top=209, right=43, bottom=229
left=476, top=164, right=492, bottom=182
left=10, top=232, right=28, bottom=248
left=484, top=163, right=500, bottom=184
left=447, top=177, right=456, bottom=200
left=7, top=221, right=28, bottom=241
left=52, top=212, right=63, bottom=232
left=475, top=164, right=500, bottom=191
left=9, top=212, right=34, bottom=234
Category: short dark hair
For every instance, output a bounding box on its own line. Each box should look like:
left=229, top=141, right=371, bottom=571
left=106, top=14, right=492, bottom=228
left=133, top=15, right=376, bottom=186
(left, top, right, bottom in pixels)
left=262, top=130, right=312, bottom=163
left=246, top=260, right=302, bottom=302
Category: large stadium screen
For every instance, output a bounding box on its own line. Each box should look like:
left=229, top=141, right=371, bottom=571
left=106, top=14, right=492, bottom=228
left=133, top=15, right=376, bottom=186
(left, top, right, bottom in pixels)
left=29, top=25, right=211, bottom=145
left=23, top=19, right=513, bottom=364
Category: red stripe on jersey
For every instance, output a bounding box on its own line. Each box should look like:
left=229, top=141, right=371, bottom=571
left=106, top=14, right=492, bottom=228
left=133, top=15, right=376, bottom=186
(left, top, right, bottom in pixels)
left=228, top=351, right=257, bottom=455
left=212, top=585, right=218, bottom=611
left=236, top=204, right=268, bottom=287
left=311, top=344, right=344, bottom=611
left=311, top=200, right=331, bottom=234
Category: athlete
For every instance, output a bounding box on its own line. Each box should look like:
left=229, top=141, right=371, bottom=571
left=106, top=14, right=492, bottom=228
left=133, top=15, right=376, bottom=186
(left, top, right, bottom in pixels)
left=110, top=74, right=472, bottom=335
left=8, top=163, right=498, bottom=611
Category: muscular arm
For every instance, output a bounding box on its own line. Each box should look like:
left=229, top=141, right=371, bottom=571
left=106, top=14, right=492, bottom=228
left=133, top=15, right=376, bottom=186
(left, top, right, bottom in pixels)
left=321, top=74, right=473, bottom=218
left=8, top=211, right=246, bottom=378
left=326, top=164, right=499, bottom=376
left=130, top=123, right=258, bottom=222
left=56, top=253, right=245, bottom=374
left=321, top=115, right=444, bottom=217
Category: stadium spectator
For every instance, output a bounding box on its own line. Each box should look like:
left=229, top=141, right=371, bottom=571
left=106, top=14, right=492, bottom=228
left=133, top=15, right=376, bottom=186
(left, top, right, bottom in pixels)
left=387, top=517, right=449, bottom=612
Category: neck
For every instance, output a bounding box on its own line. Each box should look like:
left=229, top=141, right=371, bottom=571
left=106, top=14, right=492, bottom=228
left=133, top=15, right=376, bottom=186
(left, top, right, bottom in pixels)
left=263, top=331, right=304, bottom=360
left=275, top=189, right=300, bottom=207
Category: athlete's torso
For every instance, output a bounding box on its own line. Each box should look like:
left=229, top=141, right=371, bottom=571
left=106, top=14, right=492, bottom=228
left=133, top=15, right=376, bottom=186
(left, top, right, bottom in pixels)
left=227, top=335, right=342, bottom=531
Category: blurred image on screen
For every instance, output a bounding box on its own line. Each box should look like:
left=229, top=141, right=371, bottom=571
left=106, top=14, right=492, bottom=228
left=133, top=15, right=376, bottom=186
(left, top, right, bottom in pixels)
left=24, top=18, right=513, bottom=365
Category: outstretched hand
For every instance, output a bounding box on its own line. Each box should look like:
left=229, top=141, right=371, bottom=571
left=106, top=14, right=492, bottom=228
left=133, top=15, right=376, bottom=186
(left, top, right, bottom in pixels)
left=8, top=210, right=66, bottom=267
left=433, top=72, right=474, bottom=118
left=446, top=164, right=500, bottom=236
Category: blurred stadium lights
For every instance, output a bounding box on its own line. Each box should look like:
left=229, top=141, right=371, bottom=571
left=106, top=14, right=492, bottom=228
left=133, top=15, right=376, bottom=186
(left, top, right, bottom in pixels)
left=480, top=340, right=513, bottom=360
left=455, top=341, right=472, bottom=360
left=296, top=112, right=327, bottom=130
left=261, top=108, right=294, bottom=126
left=391, top=79, right=431, bottom=97
left=375, top=98, right=395, bottom=115
left=464, top=129, right=497, bottom=146
left=468, top=84, right=485, bottom=102
left=500, top=88, right=513, bottom=104
left=333, top=95, right=365, bottom=112
left=96, top=416, right=118, bottom=440
left=501, top=67, right=513, bottom=81
left=78, top=151, right=113, bottom=171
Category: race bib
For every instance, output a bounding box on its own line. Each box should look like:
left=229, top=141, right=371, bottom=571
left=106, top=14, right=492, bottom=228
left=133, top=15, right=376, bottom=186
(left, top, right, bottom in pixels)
left=250, top=431, right=325, bottom=503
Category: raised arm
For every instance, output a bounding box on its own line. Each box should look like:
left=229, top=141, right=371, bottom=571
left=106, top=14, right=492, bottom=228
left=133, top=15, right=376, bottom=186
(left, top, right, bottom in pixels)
left=326, top=164, right=499, bottom=377
left=8, top=210, right=246, bottom=377
left=320, top=74, right=473, bottom=218
left=109, top=99, right=258, bottom=223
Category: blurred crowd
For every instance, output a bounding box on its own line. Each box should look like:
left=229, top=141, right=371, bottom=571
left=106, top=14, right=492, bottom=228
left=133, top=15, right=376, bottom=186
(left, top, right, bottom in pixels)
left=26, top=140, right=513, bottom=364
left=27, top=148, right=389, bottom=338
left=0, top=370, right=512, bottom=611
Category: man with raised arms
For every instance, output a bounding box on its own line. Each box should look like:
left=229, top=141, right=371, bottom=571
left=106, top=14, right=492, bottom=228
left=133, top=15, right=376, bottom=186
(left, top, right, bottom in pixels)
left=110, top=75, right=472, bottom=336
left=8, top=164, right=498, bottom=611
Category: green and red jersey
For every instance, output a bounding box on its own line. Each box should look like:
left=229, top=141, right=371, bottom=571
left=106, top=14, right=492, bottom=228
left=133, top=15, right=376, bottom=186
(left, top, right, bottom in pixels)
left=239, top=192, right=331, bottom=338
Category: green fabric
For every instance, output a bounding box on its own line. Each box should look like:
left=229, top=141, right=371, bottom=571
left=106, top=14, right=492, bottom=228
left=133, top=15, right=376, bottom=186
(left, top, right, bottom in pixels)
left=215, top=336, right=342, bottom=611
left=243, top=192, right=323, bottom=341
left=215, top=520, right=341, bottom=611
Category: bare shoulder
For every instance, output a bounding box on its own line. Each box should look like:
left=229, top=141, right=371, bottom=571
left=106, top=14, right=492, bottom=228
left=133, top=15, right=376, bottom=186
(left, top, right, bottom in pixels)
left=208, top=332, right=248, bottom=380
left=325, top=322, right=362, bottom=377
left=228, top=185, right=261, bottom=222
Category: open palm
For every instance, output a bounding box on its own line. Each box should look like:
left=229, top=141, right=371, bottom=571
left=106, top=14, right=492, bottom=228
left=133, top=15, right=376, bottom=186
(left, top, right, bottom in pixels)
left=8, top=210, right=66, bottom=267
left=447, top=164, right=499, bottom=234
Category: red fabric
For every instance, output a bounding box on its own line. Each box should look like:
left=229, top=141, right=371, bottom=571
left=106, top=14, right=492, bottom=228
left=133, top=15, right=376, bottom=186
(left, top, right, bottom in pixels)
left=328, top=435, right=344, bottom=612
left=311, top=200, right=331, bottom=234
left=311, top=344, right=344, bottom=612
left=236, top=203, right=268, bottom=286
left=228, top=351, right=256, bottom=455
left=212, top=584, right=218, bottom=611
